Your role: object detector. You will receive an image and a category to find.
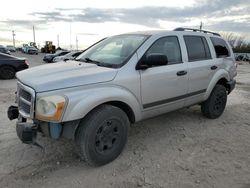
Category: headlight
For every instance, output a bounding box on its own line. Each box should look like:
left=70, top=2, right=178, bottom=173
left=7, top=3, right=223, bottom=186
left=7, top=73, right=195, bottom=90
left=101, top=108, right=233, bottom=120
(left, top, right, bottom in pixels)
left=36, top=95, right=67, bottom=122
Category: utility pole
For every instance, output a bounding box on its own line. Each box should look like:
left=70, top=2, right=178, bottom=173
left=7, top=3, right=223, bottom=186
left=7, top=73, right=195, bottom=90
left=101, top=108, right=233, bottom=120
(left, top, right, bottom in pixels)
left=57, top=34, right=60, bottom=48
left=76, top=36, right=78, bottom=50
left=12, top=30, right=15, bottom=47
left=70, top=22, right=72, bottom=50
left=33, top=25, right=36, bottom=43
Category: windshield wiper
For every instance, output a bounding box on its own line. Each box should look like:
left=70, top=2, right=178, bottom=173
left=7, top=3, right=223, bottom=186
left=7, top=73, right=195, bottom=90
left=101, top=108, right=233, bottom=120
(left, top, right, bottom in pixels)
left=76, top=57, right=116, bottom=68
left=83, top=57, right=100, bottom=64
left=75, top=57, right=100, bottom=64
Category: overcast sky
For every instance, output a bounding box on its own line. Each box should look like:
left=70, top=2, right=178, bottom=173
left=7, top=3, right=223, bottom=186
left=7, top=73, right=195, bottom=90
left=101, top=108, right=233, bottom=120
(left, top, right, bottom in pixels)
left=0, top=0, right=249, bottom=49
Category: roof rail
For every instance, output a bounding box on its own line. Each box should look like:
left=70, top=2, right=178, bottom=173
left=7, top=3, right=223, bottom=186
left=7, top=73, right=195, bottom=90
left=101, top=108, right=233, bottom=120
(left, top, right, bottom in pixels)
left=173, top=27, right=221, bottom=36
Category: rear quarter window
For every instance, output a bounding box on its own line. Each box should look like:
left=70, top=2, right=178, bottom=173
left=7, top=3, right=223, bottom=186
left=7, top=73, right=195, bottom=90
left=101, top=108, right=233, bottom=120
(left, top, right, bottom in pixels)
left=210, top=37, right=230, bottom=58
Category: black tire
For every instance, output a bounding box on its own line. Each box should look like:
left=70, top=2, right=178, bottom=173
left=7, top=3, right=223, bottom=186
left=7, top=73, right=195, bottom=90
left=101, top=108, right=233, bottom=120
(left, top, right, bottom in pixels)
left=0, top=66, right=16, bottom=79
left=75, top=105, right=129, bottom=166
left=201, top=85, right=227, bottom=119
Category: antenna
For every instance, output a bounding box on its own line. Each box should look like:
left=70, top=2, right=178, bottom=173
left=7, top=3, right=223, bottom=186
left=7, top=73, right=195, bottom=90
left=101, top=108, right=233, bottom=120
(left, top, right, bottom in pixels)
left=199, top=21, right=203, bottom=31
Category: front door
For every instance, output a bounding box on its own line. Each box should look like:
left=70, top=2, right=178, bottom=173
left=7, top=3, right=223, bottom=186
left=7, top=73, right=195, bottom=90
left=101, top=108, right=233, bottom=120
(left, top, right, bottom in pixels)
left=139, top=36, right=188, bottom=114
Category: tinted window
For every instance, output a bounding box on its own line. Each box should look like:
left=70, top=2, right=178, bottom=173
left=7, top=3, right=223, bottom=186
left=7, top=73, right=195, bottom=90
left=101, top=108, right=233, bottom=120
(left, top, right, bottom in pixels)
left=60, top=52, right=69, bottom=56
left=184, top=36, right=211, bottom=62
left=73, top=52, right=82, bottom=57
left=210, top=37, right=230, bottom=58
left=146, top=36, right=182, bottom=65
left=0, top=48, right=6, bottom=53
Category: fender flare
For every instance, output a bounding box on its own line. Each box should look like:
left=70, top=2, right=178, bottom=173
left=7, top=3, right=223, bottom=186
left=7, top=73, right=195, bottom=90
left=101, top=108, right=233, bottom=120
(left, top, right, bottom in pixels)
left=62, top=85, right=142, bottom=122
left=204, top=69, right=230, bottom=100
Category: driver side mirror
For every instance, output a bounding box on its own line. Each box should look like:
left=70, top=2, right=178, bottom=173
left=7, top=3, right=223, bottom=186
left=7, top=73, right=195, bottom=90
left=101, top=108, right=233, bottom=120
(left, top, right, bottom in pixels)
left=136, top=53, right=168, bottom=70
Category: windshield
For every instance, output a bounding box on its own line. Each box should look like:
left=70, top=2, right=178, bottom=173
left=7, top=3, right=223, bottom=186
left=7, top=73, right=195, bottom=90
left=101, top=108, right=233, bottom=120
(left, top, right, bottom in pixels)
left=76, top=34, right=148, bottom=68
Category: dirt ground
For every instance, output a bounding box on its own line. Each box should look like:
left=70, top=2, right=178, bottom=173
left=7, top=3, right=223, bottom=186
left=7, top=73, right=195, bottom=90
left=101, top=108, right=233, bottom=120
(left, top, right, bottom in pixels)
left=0, top=52, right=249, bottom=188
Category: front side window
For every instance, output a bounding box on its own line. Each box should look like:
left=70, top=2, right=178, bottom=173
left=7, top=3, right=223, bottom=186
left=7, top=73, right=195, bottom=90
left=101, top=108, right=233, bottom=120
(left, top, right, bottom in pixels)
left=184, top=36, right=211, bottom=62
left=210, top=37, right=230, bottom=58
left=146, top=36, right=182, bottom=65
left=76, top=34, right=149, bottom=68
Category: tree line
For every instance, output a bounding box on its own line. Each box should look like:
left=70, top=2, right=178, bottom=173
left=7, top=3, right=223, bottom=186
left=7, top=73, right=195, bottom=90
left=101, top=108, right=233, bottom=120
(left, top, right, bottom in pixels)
left=220, top=32, right=250, bottom=53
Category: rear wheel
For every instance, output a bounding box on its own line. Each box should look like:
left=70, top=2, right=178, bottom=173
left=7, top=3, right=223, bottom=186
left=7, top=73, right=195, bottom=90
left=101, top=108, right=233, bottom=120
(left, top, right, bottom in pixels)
left=75, top=105, right=129, bottom=166
left=0, top=66, right=16, bottom=79
left=201, top=85, right=227, bottom=119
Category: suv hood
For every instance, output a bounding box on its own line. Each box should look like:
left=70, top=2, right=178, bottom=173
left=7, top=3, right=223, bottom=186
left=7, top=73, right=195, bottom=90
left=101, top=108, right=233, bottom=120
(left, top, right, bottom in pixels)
left=16, top=61, right=118, bottom=92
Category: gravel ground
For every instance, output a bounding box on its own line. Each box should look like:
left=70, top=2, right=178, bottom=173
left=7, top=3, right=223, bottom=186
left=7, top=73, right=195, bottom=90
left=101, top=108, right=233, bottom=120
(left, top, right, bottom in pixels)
left=0, top=52, right=249, bottom=188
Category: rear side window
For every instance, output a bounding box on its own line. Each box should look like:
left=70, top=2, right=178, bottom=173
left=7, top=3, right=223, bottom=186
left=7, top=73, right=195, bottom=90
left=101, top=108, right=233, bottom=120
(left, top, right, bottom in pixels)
left=184, top=36, right=211, bottom=62
left=210, top=37, right=230, bottom=58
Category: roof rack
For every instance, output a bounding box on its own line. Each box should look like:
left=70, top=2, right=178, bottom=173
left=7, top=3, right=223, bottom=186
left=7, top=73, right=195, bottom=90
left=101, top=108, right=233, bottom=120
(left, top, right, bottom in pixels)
left=173, top=27, right=221, bottom=36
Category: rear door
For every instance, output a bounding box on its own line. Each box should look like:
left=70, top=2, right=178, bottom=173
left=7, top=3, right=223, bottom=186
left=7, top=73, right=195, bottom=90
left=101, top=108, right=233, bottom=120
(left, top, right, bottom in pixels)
left=183, top=35, right=215, bottom=106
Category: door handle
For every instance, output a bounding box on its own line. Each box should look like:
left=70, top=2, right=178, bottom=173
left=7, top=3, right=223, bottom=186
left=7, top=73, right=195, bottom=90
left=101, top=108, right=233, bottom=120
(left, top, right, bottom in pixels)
left=176, top=70, right=187, bottom=76
left=211, top=65, right=218, bottom=70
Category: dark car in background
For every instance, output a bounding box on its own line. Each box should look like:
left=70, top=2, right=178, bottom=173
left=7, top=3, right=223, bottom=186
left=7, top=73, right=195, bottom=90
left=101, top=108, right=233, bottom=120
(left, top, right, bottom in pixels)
left=0, top=52, right=29, bottom=79
left=0, top=46, right=11, bottom=55
left=6, top=45, right=16, bottom=52
left=43, top=51, right=70, bottom=63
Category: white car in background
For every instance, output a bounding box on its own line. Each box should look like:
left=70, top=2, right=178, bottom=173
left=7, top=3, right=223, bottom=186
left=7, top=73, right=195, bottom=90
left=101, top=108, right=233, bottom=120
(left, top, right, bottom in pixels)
left=53, top=51, right=83, bottom=62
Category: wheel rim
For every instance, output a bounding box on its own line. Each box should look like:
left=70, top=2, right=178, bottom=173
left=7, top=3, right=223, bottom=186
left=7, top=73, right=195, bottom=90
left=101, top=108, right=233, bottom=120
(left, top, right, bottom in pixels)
left=95, top=119, right=121, bottom=154
left=213, top=92, right=226, bottom=113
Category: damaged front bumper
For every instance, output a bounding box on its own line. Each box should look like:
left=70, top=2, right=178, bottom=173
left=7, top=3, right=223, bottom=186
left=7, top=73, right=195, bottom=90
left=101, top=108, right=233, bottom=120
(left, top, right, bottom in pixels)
left=16, top=121, right=37, bottom=144
left=8, top=106, right=79, bottom=144
left=8, top=105, right=38, bottom=144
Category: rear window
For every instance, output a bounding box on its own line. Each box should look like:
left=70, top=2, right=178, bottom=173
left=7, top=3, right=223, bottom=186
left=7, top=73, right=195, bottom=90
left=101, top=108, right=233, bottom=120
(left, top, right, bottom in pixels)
left=184, top=36, right=211, bottom=62
left=210, top=37, right=230, bottom=58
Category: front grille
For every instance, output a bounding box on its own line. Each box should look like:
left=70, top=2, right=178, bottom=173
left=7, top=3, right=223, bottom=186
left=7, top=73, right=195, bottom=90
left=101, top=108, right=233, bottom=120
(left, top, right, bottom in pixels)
left=19, top=88, right=32, bottom=101
left=19, top=99, right=31, bottom=114
left=17, top=83, right=35, bottom=118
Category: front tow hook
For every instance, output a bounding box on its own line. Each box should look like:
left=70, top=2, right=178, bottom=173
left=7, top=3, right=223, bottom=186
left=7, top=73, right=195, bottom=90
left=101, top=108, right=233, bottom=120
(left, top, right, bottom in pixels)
left=7, top=105, right=19, bottom=120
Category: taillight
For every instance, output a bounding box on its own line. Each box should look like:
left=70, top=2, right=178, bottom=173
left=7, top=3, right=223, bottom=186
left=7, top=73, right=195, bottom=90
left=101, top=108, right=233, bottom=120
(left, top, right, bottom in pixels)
left=25, top=60, right=29, bottom=66
left=234, top=61, right=238, bottom=68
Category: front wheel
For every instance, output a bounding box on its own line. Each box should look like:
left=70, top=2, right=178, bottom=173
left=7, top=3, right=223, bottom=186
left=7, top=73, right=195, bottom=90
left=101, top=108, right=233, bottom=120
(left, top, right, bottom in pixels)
left=75, top=105, right=129, bottom=166
left=0, top=66, right=16, bottom=79
left=201, top=85, right=227, bottom=119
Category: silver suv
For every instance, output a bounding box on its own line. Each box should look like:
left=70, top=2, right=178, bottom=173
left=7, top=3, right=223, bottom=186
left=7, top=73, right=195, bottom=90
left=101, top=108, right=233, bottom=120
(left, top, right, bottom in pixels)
left=8, top=28, right=236, bottom=166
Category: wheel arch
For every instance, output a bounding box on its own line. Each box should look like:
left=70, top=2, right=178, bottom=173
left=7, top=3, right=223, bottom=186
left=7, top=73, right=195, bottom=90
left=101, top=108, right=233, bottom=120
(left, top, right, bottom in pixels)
left=72, top=101, right=135, bottom=141
left=204, top=70, right=230, bottom=100
left=103, top=101, right=136, bottom=123
left=61, top=86, right=142, bottom=123
left=216, top=77, right=230, bottom=92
